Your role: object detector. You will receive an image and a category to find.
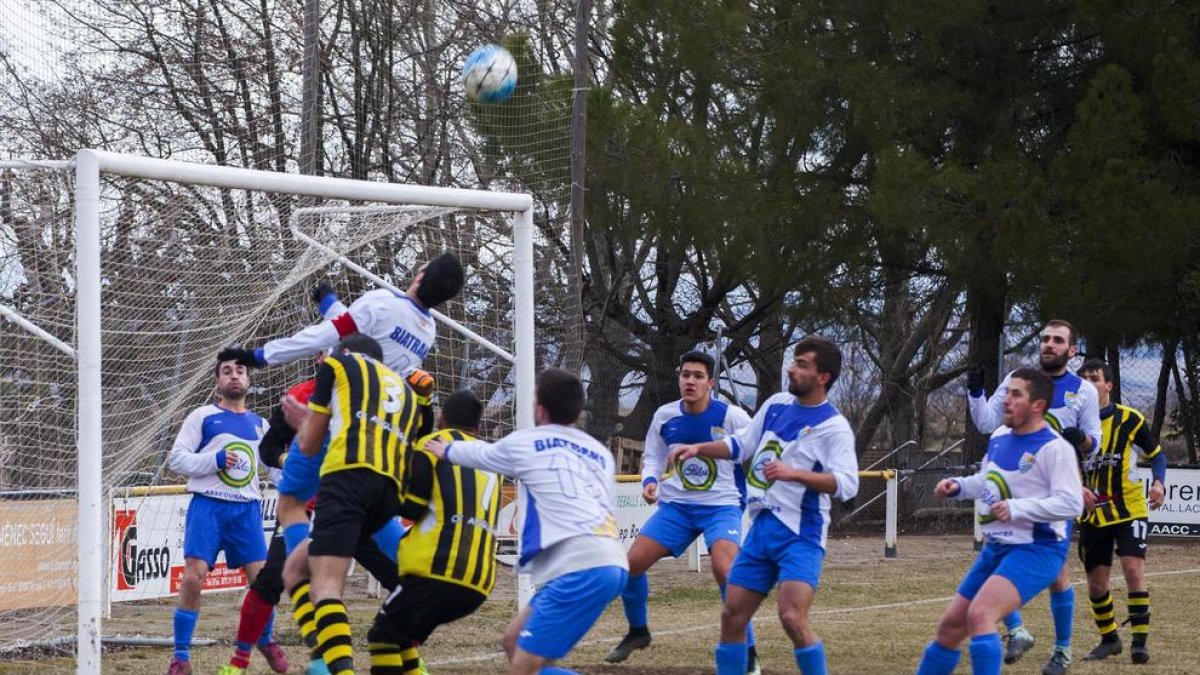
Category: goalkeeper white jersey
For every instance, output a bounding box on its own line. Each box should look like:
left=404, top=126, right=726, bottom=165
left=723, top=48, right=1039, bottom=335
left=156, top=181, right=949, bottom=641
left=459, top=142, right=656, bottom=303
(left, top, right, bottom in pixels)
left=724, top=394, right=859, bottom=548
left=641, top=399, right=751, bottom=507
left=443, top=424, right=628, bottom=584
left=259, top=289, right=435, bottom=376
left=168, top=404, right=267, bottom=503
left=950, top=426, right=1083, bottom=545
left=969, top=370, right=1101, bottom=452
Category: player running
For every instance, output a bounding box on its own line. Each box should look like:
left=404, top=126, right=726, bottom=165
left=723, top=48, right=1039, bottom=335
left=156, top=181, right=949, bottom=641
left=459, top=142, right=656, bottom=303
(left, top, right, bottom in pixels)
left=917, top=368, right=1084, bottom=675
left=606, top=351, right=759, bottom=673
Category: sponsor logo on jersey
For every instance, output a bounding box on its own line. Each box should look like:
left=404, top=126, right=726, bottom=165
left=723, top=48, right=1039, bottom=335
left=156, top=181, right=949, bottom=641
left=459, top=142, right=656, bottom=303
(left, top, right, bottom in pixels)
left=978, top=470, right=1013, bottom=524
left=747, top=440, right=784, bottom=490
left=676, top=456, right=718, bottom=491
left=217, top=441, right=257, bottom=488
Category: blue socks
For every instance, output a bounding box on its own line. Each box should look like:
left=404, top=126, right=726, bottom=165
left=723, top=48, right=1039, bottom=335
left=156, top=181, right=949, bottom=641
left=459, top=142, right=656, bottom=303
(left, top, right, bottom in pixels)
left=282, top=521, right=311, bottom=555
left=621, top=574, right=649, bottom=629
left=715, top=641, right=748, bottom=675
left=173, top=608, right=199, bottom=661
left=538, top=668, right=581, bottom=674
left=257, top=607, right=275, bottom=646
left=793, top=642, right=827, bottom=674
left=969, top=633, right=1002, bottom=675
left=1051, top=587, right=1074, bottom=648
left=1003, top=610, right=1023, bottom=632
left=371, top=518, right=408, bottom=563
left=916, top=641, right=961, bottom=675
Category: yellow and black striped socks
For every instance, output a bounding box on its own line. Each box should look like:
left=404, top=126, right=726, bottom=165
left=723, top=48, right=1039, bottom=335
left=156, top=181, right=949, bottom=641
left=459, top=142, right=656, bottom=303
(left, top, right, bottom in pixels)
left=368, top=642, right=422, bottom=674
left=289, top=579, right=319, bottom=651
left=1089, top=591, right=1118, bottom=641
left=313, top=598, right=355, bottom=675
left=1128, top=591, right=1150, bottom=647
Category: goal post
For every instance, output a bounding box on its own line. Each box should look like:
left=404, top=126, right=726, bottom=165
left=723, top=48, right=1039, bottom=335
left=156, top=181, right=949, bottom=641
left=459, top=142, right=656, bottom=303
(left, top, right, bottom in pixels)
left=1, top=150, right=538, bottom=673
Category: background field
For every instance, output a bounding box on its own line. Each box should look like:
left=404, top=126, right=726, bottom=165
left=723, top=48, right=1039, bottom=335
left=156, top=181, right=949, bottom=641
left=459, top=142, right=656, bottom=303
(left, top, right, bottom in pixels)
left=2, top=534, right=1197, bottom=674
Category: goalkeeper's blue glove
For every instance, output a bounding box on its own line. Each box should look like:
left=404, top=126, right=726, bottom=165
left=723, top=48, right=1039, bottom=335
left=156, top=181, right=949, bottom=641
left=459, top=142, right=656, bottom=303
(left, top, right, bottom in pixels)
left=310, top=282, right=338, bottom=315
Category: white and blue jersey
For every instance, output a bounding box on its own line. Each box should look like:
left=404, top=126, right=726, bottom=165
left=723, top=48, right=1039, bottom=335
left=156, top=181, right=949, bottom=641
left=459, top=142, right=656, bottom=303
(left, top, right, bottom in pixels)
left=950, top=427, right=1083, bottom=546
left=970, top=370, right=1102, bottom=453
left=169, top=404, right=269, bottom=568
left=641, top=399, right=752, bottom=506
left=258, top=289, right=435, bottom=377
left=444, top=424, right=628, bottom=585
left=725, top=394, right=859, bottom=548
left=168, top=404, right=268, bottom=502
left=951, top=426, right=1084, bottom=603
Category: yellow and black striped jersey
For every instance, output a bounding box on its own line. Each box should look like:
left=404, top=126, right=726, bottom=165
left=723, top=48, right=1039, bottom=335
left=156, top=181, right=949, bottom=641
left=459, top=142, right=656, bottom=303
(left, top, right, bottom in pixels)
left=397, top=428, right=501, bottom=595
left=1082, top=403, right=1162, bottom=527
left=307, top=352, right=418, bottom=487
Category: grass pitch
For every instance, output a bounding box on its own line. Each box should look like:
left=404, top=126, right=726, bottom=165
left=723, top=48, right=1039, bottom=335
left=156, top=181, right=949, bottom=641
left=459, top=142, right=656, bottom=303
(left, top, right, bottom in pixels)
left=3, top=535, right=1198, bottom=673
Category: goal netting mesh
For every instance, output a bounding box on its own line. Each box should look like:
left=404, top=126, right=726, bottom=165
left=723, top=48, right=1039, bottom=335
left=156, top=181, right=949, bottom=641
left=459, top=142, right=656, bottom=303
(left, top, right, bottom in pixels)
left=0, top=164, right=572, bottom=653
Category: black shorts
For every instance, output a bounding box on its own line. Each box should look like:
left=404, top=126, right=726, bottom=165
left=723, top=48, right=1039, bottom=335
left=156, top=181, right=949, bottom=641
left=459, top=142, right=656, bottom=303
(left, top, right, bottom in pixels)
left=252, top=518, right=402, bottom=601
left=1078, top=519, right=1148, bottom=571
left=309, top=468, right=402, bottom=558
left=367, top=575, right=487, bottom=646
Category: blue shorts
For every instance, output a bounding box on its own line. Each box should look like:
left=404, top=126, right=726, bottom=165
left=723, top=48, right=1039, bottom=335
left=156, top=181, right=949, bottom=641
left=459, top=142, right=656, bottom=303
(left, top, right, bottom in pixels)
left=276, top=439, right=326, bottom=502
left=727, top=511, right=824, bottom=594
left=183, top=494, right=267, bottom=569
left=640, top=500, right=745, bottom=558
left=518, top=566, right=627, bottom=660
left=957, top=540, right=1068, bottom=605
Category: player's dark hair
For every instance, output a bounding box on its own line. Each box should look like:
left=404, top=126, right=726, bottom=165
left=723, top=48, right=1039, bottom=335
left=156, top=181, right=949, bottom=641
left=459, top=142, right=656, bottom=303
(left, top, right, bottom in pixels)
left=536, top=368, right=585, bottom=425
left=1044, top=318, right=1077, bottom=346
left=215, top=352, right=253, bottom=377
left=415, top=252, right=465, bottom=309
left=1078, top=358, right=1113, bottom=383
left=337, top=333, right=384, bottom=361
left=793, top=336, right=843, bottom=390
left=442, top=389, right=484, bottom=431
left=1010, top=367, right=1054, bottom=410
left=679, top=351, right=715, bottom=378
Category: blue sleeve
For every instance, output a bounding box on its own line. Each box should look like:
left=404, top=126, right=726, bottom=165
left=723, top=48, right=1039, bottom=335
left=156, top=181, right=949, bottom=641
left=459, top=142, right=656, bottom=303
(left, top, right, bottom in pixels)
left=1150, top=452, right=1167, bottom=484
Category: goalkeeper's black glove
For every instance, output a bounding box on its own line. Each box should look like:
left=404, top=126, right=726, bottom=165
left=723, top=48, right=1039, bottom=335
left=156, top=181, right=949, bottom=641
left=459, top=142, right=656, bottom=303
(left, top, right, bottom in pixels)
left=966, top=365, right=985, bottom=397
left=310, top=282, right=337, bottom=309
left=1061, top=427, right=1087, bottom=453
left=217, top=346, right=264, bottom=369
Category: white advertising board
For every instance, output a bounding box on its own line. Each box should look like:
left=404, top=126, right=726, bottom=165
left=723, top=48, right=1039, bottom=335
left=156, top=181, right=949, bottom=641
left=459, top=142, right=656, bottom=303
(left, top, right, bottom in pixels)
left=1135, top=466, right=1200, bottom=537
left=110, top=489, right=277, bottom=602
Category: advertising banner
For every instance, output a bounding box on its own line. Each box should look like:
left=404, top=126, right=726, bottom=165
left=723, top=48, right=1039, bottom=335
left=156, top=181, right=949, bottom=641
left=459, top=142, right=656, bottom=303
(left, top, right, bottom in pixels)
left=0, top=498, right=77, bottom=610
left=1136, top=466, right=1200, bottom=537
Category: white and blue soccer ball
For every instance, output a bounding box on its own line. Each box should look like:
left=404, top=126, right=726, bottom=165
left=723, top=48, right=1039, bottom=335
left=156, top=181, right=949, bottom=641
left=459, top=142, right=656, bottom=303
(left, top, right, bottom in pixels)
left=462, top=44, right=518, bottom=103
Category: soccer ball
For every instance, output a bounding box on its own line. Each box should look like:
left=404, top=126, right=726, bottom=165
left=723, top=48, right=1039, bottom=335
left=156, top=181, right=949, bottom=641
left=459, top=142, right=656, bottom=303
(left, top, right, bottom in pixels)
left=462, top=45, right=518, bottom=103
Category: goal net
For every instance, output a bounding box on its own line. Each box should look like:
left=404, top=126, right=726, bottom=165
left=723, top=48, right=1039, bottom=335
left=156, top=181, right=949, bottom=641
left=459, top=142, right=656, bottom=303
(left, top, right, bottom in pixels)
left=0, top=153, right=565, bottom=666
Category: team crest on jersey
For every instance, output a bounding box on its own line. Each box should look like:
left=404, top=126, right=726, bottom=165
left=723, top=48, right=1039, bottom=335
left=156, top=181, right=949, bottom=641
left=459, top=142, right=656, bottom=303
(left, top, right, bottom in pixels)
left=1064, top=391, right=1080, bottom=410
left=711, top=426, right=727, bottom=440
left=1019, top=452, right=1037, bottom=474
left=800, top=426, right=814, bottom=438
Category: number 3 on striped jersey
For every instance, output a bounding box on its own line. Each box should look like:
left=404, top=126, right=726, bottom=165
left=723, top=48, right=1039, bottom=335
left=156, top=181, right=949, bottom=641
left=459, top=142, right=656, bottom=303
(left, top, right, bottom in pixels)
left=381, top=377, right=404, bottom=414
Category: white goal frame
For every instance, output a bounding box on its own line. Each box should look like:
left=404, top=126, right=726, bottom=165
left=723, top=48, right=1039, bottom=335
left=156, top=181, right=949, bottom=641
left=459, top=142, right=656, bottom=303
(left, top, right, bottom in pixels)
left=67, top=150, right=537, bottom=674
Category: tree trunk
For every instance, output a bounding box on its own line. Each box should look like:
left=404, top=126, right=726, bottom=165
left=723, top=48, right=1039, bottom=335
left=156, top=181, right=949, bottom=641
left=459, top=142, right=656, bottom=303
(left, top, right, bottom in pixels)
left=964, top=278, right=1005, bottom=464
left=1152, top=338, right=1177, bottom=440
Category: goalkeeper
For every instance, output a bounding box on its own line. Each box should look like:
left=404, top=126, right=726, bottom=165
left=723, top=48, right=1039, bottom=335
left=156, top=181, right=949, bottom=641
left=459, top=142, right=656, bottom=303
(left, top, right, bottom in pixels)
left=220, top=251, right=464, bottom=378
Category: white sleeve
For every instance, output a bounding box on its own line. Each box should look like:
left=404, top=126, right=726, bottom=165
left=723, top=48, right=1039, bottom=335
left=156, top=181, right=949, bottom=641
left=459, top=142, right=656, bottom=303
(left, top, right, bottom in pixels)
left=725, top=397, right=773, bottom=462
left=820, top=421, right=860, bottom=501
left=261, top=320, right=341, bottom=365
left=727, top=405, right=753, bottom=434
left=968, top=372, right=1009, bottom=434
left=640, top=412, right=668, bottom=485
left=167, top=410, right=219, bottom=478
left=1078, top=380, right=1103, bottom=451
left=444, top=437, right=517, bottom=477
left=951, top=463, right=990, bottom=501
left=1006, top=440, right=1084, bottom=523
left=323, top=299, right=348, bottom=320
